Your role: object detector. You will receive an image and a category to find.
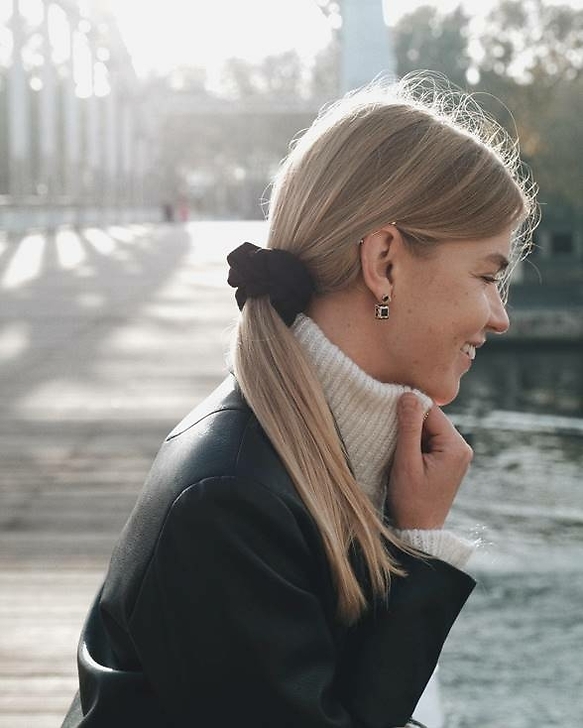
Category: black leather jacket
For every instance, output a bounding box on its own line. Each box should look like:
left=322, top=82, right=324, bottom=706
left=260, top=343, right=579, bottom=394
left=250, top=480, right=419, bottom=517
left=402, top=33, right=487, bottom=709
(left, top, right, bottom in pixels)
left=62, top=376, right=475, bottom=728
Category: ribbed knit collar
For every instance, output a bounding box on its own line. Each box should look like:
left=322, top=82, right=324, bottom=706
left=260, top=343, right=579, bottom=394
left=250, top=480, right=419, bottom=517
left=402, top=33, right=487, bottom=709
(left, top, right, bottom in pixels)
left=292, top=314, right=433, bottom=510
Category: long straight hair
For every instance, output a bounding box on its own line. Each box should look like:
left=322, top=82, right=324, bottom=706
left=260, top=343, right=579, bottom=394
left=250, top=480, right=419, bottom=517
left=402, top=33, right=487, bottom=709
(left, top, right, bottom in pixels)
left=232, top=74, right=538, bottom=624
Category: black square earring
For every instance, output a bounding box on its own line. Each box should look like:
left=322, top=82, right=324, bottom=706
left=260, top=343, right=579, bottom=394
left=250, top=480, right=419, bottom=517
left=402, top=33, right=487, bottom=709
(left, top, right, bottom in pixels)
left=375, top=294, right=391, bottom=320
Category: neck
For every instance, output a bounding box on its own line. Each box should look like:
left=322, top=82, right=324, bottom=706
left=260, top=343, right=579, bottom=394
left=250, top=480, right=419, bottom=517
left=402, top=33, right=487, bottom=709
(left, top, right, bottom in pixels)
left=292, top=314, right=432, bottom=510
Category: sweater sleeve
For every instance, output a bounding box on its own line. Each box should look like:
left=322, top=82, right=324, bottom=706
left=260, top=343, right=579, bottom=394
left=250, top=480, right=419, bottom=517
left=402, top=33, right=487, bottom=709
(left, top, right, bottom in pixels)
left=123, top=476, right=475, bottom=728
left=392, top=528, right=477, bottom=571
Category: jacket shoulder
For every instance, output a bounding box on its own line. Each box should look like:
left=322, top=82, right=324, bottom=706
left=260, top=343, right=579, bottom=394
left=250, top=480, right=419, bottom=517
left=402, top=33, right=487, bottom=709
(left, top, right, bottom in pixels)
left=165, top=373, right=247, bottom=441
left=159, top=373, right=295, bottom=497
left=101, top=375, right=306, bottom=626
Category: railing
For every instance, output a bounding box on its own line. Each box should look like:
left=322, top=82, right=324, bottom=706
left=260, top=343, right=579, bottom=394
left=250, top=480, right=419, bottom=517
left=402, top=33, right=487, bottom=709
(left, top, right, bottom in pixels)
left=0, top=196, right=162, bottom=234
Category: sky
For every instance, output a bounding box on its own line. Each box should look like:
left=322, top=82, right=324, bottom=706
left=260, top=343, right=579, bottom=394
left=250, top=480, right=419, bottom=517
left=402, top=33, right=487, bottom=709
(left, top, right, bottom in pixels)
left=91, top=0, right=583, bottom=78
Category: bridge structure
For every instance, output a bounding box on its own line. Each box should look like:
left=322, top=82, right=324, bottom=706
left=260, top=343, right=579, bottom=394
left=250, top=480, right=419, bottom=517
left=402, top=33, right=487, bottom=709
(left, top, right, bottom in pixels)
left=0, top=0, right=166, bottom=233
left=0, top=1, right=580, bottom=284
left=0, top=0, right=396, bottom=234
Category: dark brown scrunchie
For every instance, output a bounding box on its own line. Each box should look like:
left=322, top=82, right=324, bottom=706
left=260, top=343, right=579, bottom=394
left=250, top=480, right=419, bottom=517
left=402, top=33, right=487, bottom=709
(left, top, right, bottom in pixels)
left=227, top=242, right=315, bottom=327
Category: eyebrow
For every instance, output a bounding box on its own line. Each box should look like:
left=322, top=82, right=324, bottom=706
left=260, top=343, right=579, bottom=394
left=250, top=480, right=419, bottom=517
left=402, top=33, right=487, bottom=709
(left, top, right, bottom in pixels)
left=484, top=253, right=510, bottom=271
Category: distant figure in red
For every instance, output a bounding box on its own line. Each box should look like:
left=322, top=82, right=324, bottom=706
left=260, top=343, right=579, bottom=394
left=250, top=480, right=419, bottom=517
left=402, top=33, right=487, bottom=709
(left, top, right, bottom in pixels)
left=178, top=199, right=189, bottom=223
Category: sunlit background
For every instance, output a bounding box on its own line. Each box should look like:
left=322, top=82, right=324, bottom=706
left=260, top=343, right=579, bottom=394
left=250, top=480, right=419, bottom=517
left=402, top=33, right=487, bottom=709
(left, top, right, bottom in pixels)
left=1, top=0, right=582, bottom=230
left=1, top=2, right=582, bottom=727
left=107, top=0, right=583, bottom=78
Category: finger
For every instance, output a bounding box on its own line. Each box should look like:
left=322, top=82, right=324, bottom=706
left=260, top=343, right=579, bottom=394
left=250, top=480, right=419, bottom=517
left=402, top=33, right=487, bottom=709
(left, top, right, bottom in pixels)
left=421, top=407, right=461, bottom=455
left=421, top=404, right=457, bottom=439
left=395, top=393, right=425, bottom=462
left=422, top=406, right=474, bottom=462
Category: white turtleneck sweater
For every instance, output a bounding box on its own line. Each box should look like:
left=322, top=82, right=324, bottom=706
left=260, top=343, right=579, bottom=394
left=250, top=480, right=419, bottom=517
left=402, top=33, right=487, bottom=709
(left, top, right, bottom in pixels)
left=292, top=313, right=475, bottom=571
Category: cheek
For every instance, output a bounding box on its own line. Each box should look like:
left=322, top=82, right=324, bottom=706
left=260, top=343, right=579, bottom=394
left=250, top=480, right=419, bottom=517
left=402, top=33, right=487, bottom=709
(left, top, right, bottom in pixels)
left=393, top=276, right=477, bottom=349
left=405, top=293, right=460, bottom=342
left=444, top=285, right=489, bottom=334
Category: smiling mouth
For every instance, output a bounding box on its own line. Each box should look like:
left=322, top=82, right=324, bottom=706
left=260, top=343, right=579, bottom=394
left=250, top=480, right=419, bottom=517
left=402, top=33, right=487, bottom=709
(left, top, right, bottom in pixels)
left=461, top=343, right=476, bottom=360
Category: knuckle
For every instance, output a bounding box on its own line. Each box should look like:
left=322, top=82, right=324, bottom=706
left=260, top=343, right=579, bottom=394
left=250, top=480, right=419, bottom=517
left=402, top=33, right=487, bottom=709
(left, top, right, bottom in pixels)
left=462, top=443, right=474, bottom=463
left=452, top=440, right=473, bottom=465
left=452, top=430, right=473, bottom=462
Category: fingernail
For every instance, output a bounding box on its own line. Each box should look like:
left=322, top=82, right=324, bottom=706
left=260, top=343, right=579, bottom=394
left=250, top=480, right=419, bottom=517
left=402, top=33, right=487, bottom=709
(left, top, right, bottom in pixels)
left=398, top=393, right=418, bottom=412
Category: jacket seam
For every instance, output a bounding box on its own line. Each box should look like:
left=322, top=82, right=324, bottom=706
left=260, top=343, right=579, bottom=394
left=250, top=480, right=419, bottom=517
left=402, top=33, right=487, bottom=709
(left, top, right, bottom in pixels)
left=165, top=405, right=248, bottom=441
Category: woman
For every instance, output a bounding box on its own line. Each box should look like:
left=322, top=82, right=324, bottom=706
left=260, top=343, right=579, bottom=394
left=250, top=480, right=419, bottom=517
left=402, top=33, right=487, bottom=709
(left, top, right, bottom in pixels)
left=62, top=75, right=537, bottom=727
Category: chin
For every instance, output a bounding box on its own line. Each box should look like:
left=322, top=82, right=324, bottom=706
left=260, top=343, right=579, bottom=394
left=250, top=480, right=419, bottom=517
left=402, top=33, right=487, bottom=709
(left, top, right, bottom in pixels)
left=427, top=381, right=460, bottom=407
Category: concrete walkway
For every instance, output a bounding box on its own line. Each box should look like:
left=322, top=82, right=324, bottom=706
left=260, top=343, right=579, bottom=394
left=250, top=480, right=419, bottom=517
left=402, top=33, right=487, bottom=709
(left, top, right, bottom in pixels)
left=0, top=221, right=268, bottom=727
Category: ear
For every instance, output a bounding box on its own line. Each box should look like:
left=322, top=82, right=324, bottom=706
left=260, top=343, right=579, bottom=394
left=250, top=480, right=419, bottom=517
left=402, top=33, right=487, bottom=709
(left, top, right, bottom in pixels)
left=359, top=224, right=406, bottom=301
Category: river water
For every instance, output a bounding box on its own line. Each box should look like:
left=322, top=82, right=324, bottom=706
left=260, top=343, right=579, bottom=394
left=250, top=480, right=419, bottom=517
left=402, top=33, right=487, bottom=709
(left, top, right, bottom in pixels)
left=438, top=345, right=583, bottom=727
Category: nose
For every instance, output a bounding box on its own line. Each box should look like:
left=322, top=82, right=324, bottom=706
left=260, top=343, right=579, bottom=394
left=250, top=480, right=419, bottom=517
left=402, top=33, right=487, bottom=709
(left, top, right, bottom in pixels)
left=487, top=287, right=510, bottom=334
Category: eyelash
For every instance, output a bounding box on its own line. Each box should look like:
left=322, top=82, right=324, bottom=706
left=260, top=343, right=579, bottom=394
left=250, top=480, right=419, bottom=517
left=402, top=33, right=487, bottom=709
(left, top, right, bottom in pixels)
left=481, top=275, right=503, bottom=285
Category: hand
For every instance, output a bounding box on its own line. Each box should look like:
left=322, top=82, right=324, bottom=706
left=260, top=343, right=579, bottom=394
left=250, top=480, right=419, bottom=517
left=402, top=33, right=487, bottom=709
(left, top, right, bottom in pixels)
left=387, top=393, right=473, bottom=530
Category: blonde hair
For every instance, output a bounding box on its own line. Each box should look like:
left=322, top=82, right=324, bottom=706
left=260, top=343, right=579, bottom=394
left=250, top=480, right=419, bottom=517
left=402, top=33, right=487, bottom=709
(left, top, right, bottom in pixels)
left=232, top=73, right=538, bottom=624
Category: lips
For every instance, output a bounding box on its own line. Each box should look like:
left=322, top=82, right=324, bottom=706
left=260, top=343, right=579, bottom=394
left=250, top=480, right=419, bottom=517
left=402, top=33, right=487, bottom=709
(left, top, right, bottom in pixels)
left=461, top=342, right=476, bottom=360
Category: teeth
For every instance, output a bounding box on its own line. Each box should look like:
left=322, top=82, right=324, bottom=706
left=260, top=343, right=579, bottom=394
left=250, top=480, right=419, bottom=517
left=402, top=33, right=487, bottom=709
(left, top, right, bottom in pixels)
left=461, top=343, right=476, bottom=360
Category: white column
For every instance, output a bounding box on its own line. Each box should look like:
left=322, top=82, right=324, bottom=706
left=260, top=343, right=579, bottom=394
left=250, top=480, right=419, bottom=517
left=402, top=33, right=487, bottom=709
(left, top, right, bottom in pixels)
left=39, top=0, right=57, bottom=197
left=340, top=0, right=396, bottom=93
left=103, top=74, right=118, bottom=204
left=85, top=44, right=101, bottom=202
left=120, top=95, right=134, bottom=206
left=134, top=133, right=146, bottom=208
left=64, top=21, right=80, bottom=199
left=7, top=0, right=30, bottom=197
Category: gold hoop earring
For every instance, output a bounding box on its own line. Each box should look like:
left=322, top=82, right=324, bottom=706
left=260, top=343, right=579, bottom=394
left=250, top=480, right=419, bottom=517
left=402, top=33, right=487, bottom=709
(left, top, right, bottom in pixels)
left=375, top=294, right=391, bottom=320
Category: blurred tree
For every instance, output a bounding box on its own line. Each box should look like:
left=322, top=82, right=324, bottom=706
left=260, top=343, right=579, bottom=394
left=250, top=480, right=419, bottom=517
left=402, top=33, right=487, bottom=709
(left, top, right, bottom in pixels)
left=391, top=0, right=582, bottom=220
left=167, top=65, right=208, bottom=92
left=530, top=77, right=583, bottom=223
left=313, top=0, right=342, bottom=28
left=393, top=5, right=471, bottom=88
left=474, top=0, right=583, bottom=218
left=220, top=50, right=308, bottom=100
left=307, top=0, right=341, bottom=99
left=310, top=38, right=341, bottom=100
left=476, top=0, right=583, bottom=83
left=219, top=58, right=262, bottom=99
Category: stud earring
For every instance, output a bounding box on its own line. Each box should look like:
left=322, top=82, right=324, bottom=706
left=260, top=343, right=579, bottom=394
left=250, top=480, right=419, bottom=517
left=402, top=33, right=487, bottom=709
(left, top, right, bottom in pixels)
left=375, top=294, right=391, bottom=320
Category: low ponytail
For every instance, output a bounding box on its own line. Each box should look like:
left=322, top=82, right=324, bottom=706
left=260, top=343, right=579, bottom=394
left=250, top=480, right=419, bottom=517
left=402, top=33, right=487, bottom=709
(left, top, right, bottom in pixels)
left=232, top=298, right=405, bottom=624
